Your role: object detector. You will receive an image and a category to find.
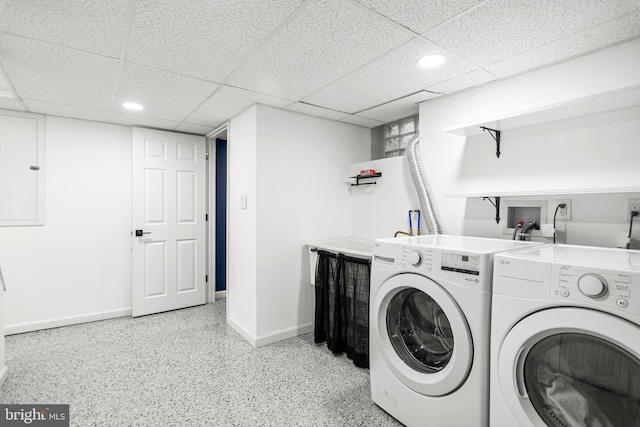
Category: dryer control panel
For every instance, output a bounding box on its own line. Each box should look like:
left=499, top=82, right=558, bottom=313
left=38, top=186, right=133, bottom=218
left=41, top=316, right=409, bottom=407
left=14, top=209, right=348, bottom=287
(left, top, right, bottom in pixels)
left=552, top=264, right=635, bottom=311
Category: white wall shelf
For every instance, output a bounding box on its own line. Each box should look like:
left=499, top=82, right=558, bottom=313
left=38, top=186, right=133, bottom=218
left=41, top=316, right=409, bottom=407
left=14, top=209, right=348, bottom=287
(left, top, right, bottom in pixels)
left=445, top=187, right=640, bottom=198
left=349, top=172, right=382, bottom=186
left=443, top=85, right=640, bottom=137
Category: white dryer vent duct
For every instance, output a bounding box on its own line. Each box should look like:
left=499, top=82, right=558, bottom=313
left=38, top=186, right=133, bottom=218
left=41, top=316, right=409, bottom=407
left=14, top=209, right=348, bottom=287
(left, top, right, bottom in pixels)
left=405, top=136, right=442, bottom=235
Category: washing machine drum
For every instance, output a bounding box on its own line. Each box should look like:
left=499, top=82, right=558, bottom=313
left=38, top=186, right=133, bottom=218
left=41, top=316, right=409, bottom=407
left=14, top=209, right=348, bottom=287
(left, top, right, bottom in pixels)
left=387, top=288, right=454, bottom=372
left=524, top=333, right=640, bottom=427
left=373, top=273, right=473, bottom=396
left=497, top=308, right=640, bottom=427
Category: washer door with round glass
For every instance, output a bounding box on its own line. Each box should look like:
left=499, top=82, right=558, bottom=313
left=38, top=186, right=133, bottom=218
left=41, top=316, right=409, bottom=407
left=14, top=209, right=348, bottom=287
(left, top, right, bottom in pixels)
left=498, top=307, right=640, bottom=427
left=373, top=273, right=473, bottom=396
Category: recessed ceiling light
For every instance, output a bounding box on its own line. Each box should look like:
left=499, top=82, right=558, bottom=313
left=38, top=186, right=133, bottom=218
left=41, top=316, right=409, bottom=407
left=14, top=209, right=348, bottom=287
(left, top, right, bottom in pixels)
left=122, top=102, right=144, bottom=111
left=417, top=54, right=446, bottom=68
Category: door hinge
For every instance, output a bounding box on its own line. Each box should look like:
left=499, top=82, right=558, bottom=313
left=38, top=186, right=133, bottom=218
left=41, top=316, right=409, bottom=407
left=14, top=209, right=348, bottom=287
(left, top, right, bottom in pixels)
left=205, top=213, right=209, bottom=221
left=206, top=152, right=209, bottom=160
left=206, top=275, right=208, bottom=283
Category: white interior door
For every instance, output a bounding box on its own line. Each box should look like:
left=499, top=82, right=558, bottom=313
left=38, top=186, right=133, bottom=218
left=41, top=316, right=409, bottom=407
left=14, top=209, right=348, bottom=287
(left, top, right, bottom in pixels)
left=132, top=127, right=206, bottom=317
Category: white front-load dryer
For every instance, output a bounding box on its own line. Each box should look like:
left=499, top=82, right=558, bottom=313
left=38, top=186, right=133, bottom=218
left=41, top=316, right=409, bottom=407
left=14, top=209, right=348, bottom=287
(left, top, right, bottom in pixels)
left=370, top=235, right=543, bottom=427
left=491, top=244, right=640, bottom=427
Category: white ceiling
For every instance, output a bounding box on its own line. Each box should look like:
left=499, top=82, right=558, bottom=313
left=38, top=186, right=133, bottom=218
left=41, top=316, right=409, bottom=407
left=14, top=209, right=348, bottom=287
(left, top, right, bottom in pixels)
left=1, top=0, right=639, bottom=135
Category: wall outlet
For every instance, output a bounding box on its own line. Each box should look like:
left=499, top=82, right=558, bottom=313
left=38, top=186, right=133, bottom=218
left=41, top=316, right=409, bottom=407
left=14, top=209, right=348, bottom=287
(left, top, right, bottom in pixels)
left=627, top=198, right=640, bottom=220
left=555, top=199, right=572, bottom=221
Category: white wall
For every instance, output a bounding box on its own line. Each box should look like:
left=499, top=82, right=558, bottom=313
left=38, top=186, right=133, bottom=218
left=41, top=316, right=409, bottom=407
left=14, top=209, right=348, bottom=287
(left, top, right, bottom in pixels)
left=349, top=157, right=418, bottom=240
left=227, top=104, right=370, bottom=345
left=226, top=106, right=258, bottom=341
left=417, top=38, right=640, bottom=239
left=0, top=289, right=6, bottom=385
left=0, top=116, right=132, bottom=333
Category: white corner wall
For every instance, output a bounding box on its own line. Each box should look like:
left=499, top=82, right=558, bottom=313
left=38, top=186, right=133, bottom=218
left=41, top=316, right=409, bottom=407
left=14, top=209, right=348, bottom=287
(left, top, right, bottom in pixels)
left=255, top=106, right=370, bottom=343
left=227, top=104, right=370, bottom=346
left=418, top=38, right=640, bottom=236
left=0, top=116, right=132, bottom=334
left=226, top=106, right=258, bottom=342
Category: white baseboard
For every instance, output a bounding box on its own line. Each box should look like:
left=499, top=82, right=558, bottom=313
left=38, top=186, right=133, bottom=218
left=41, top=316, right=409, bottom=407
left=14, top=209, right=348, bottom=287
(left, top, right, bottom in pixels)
left=4, top=308, right=132, bottom=336
left=227, top=317, right=313, bottom=348
left=227, top=316, right=257, bottom=346
left=255, top=323, right=313, bottom=347
left=0, top=365, right=7, bottom=387
left=214, top=290, right=227, bottom=299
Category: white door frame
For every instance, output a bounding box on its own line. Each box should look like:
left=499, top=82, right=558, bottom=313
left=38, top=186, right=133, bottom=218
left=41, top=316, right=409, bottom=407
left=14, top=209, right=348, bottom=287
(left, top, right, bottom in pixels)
left=206, top=123, right=228, bottom=303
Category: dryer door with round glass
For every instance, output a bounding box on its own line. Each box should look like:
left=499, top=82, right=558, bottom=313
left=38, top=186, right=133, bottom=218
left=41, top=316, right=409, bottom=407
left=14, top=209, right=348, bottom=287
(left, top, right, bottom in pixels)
left=372, top=273, right=473, bottom=396
left=497, top=308, right=640, bottom=427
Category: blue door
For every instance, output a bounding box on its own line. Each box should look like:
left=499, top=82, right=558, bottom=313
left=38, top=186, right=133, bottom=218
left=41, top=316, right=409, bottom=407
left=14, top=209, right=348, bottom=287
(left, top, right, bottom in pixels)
left=215, top=138, right=227, bottom=292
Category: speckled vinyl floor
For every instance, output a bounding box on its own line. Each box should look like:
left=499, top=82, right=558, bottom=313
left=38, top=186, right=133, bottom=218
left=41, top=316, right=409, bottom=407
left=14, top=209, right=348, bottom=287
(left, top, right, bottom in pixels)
left=1, top=299, right=402, bottom=426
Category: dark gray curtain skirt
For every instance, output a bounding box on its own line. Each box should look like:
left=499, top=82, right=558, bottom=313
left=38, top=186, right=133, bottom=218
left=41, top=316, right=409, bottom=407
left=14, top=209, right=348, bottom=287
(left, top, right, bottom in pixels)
left=313, top=250, right=371, bottom=368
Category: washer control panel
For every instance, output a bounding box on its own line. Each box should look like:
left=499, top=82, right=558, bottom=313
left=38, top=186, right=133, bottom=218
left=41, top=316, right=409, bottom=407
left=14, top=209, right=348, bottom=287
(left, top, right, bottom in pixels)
left=441, top=252, right=481, bottom=276
left=553, top=264, right=633, bottom=309
left=398, top=247, right=481, bottom=276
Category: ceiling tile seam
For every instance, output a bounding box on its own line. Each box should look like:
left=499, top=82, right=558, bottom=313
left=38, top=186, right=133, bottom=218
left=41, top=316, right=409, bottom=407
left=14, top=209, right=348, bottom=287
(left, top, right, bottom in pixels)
left=478, top=14, right=640, bottom=72
left=175, top=0, right=314, bottom=127
left=118, top=0, right=139, bottom=61
left=175, top=84, right=226, bottom=128
left=108, top=0, right=139, bottom=124
left=352, top=90, right=442, bottom=115
left=413, top=33, right=488, bottom=70
left=181, top=0, right=416, bottom=122
left=207, top=0, right=312, bottom=90
left=344, top=0, right=421, bottom=38
left=176, top=81, right=299, bottom=126
left=20, top=97, right=115, bottom=123
left=0, top=62, right=25, bottom=109
left=0, top=30, right=121, bottom=61
left=420, top=0, right=491, bottom=35
left=294, top=36, right=421, bottom=108
left=423, top=69, right=497, bottom=95
left=296, top=101, right=352, bottom=115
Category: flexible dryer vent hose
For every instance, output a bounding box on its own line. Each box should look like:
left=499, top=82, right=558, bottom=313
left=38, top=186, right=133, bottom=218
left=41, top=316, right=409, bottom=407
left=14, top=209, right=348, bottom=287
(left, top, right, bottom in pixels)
left=405, top=136, right=442, bottom=235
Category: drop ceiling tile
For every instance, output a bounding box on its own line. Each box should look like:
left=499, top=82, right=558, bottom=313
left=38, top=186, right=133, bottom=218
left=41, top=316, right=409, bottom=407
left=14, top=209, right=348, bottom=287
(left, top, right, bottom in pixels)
left=174, top=122, right=214, bottom=135
left=126, top=0, right=305, bottom=82
left=485, top=11, right=640, bottom=78
left=227, top=0, right=413, bottom=100
left=115, top=63, right=219, bottom=122
left=356, top=91, right=438, bottom=122
left=302, top=38, right=475, bottom=113
left=285, top=102, right=349, bottom=121
left=424, top=0, right=640, bottom=67
left=339, top=115, right=384, bottom=128
left=23, top=99, right=111, bottom=122
left=0, top=98, right=25, bottom=111
left=0, top=34, right=120, bottom=110
left=186, top=85, right=291, bottom=127
left=355, top=0, right=483, bottom=33
left=426, top=69, right=497, bottom=94
left=110, top=112, right=179, bottom=131
left=0, top=0, right=130, bottom=57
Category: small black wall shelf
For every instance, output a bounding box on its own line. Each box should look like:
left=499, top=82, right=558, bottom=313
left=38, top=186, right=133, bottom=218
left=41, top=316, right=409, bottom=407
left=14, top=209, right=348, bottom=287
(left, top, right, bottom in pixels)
left=350, top=172, right=382, bottom=186
left=480, top=126, right=501, bottom=158
left=482, top=196, right=501, bottom=223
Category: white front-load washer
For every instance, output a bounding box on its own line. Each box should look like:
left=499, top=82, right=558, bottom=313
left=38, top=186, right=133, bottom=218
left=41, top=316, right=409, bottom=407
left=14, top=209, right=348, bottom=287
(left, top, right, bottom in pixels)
left=491, top=244, right=640, bottom=427
left=370, top=235, right=543, bottom=427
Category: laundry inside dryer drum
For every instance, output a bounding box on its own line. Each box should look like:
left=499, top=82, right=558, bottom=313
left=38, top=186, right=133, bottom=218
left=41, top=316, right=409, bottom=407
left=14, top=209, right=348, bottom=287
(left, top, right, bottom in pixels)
left=386, top=288, right=454, bottom=373
left=524, top=333, right=640, bottom=427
